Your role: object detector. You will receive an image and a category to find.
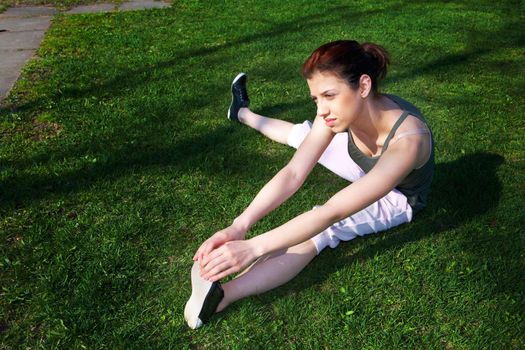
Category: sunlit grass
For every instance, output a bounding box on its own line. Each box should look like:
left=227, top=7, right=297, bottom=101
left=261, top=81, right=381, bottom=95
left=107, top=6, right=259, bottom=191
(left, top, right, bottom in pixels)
left=1, top=0, right=524, bottom=348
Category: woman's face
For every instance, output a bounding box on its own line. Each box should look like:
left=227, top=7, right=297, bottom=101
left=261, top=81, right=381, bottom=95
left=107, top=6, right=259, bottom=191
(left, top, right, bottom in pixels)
left=307, top=71, right=364, bottom=133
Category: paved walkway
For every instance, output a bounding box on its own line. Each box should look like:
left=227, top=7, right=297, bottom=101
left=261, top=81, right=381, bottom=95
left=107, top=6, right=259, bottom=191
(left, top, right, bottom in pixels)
left=0, top=0, right=170, bottom=102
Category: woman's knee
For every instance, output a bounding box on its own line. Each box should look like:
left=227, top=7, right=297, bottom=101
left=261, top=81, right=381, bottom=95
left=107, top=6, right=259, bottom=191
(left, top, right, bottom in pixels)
left=288, top=239, right=318, bottom=257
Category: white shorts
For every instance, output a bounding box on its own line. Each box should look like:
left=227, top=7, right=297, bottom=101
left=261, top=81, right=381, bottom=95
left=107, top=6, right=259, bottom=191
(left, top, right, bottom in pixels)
left=287, top=121, right=413, bottom=255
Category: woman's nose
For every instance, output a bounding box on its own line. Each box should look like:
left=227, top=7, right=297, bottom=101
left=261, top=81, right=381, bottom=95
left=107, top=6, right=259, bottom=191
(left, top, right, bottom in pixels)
left=317, top=102, right=329, bottom=117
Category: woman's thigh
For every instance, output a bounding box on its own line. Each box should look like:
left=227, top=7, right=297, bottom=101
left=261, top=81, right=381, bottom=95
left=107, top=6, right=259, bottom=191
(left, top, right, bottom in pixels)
left=287, top=120, right=364, bottom=182
left=310, top=189, right=413, bottom=254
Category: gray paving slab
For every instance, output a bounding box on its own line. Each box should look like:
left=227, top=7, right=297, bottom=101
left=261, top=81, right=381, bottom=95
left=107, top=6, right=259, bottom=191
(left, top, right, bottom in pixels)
left=0, top=8, right=52, bottom=102
left=119, top=0, right=170, bottom=11
left=0, top=6, right=57, bottom=18
left=0, top=16, right=52, bottom=32
left=0, top=48, right=34, bottom=69
left=0, top=49, right=35, bottom=100
left=66, top=4, right=116, bottom=14
left=0, top=30, right=46, bottom=50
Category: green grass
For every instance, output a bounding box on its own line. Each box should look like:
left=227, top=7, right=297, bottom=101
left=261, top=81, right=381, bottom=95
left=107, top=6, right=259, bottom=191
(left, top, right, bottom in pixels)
left=1, top=0, right=524, bottom=348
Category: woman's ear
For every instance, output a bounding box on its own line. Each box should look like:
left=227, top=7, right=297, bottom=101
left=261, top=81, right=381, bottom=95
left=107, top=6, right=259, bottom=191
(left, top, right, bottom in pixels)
left=359, top=74, right=372, bottom=98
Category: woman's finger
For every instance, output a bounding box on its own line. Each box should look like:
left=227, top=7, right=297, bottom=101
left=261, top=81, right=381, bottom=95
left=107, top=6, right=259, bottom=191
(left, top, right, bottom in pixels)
left=193, top=241, right=209, bottom=261
left=193, top=245, right=204, bottom=261
left=202, top=239, right=218, bottom=258
left=197, top=242, right=209, bottom=262
left=202, top=259, right=231, bottom=280
left=199, top=238, right=219, bottom=262
left=198, top=235, right=222, bottom=263
left=200, top=246, right=225, bottom=271
left=209, top=266, right=239, bottom=282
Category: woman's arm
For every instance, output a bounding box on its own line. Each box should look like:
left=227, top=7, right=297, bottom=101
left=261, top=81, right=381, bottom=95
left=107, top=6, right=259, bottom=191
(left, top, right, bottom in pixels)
left=251, top=134, right=422, bottom=254
left=233, top=119, right=335, bottom=232
left=200, top=133, right=427, bottom=281
left=194, top=116, right=334, bottom=262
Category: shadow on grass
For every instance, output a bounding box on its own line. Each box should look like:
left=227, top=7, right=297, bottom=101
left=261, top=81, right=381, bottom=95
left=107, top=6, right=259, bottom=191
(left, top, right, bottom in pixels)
left=0, top=84, right=313, bottom=211
left=0, top=123, right=275, bottom=210
left=386, top=8, right=524, bottom=85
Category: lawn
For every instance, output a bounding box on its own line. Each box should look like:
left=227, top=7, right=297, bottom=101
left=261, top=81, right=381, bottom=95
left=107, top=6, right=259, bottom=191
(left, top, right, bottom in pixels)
left=1, top=0, right=524, bottom=348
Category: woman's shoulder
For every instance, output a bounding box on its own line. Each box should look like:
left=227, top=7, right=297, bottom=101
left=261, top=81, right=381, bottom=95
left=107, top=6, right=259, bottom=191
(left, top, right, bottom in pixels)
left=383, top=93, right=432, bottom=136
left=383, top=93, right=424, bottom=118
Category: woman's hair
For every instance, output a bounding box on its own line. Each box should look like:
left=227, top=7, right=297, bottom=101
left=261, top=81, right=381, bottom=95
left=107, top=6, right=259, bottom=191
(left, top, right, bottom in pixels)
left=302, top=40, right=390, bottom=94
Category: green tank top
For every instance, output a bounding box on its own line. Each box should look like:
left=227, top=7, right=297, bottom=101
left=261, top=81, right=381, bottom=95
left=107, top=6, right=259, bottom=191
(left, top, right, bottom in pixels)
left=347, top=94, right=434, bottom=213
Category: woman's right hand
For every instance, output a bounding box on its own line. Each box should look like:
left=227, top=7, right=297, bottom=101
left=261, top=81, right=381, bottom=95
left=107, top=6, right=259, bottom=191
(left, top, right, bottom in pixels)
left=192, top=224, right=247, bottom=263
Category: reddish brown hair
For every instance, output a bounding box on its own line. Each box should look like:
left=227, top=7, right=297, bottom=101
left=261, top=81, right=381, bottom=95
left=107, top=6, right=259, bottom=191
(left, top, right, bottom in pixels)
left=302, top=40, right=390, bottom=94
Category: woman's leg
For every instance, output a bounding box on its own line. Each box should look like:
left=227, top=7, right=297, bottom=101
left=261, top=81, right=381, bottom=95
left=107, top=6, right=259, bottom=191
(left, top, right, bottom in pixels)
left=238, top=108, right=294, bottom=145
left=216, top=239, right=317, bottom=312
left=215, top=189, right=412, bottom=313
left=237, top=108, right=364, bottom=182
left=310, top=189, right=413, bottom=254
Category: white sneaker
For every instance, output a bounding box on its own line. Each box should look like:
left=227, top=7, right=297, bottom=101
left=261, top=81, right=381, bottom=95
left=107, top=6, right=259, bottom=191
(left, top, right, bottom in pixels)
left=184, top=261, right=224, bottom=329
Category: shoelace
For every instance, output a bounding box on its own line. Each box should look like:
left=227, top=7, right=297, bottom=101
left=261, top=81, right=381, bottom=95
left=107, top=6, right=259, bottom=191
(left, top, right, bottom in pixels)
left=234, top=85, right=249, bottom=102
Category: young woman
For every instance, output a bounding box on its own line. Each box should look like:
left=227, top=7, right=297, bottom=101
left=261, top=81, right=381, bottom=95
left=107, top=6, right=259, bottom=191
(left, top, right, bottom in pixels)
left=184, top=40, right=434, bottom=329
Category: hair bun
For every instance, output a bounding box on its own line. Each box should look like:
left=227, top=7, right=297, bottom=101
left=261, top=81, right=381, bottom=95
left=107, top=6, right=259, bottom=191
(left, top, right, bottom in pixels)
left=361, top=42, right=390, bottom=80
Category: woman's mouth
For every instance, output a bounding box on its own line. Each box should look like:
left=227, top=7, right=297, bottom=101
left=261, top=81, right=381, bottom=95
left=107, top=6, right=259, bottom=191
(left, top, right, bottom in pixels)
left=325, top=118, right=336, bottom=127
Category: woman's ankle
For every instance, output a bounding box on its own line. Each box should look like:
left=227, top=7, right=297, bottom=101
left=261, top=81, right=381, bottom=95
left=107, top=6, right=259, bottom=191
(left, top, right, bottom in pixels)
left=238, top=107, right=249, bottom=123
left=215, top=297, right=229, bottom=313
left=215, top=281, right=239, bottom=313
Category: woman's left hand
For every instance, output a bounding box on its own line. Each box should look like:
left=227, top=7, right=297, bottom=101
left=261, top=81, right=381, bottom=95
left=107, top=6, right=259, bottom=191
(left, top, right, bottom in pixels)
left=199, top=239, right=259, bottom=282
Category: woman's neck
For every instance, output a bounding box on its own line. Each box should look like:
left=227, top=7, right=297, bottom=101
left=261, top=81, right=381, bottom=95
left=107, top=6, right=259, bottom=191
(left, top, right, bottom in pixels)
left=349, top=94, right=389, bottom=138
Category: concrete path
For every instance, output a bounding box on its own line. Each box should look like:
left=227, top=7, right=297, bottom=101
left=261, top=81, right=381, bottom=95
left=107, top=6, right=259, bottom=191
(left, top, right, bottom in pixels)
left=0, top=0, right=170, bottom=103
left=0, top=6, right=56, bottom=101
